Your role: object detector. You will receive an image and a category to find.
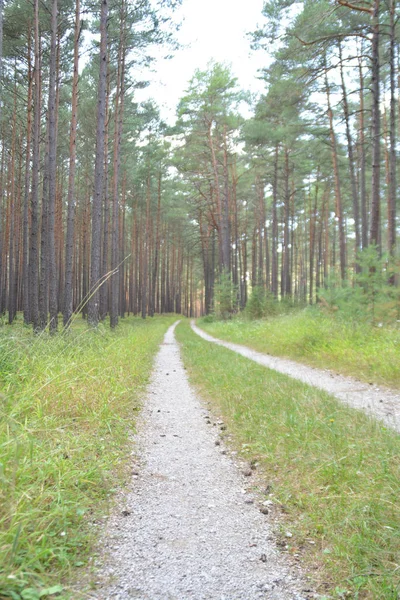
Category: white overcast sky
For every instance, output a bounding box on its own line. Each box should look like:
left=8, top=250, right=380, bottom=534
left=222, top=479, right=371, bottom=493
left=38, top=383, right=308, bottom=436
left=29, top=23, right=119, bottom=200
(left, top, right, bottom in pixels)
left=134, top=0, right=269, bottom=123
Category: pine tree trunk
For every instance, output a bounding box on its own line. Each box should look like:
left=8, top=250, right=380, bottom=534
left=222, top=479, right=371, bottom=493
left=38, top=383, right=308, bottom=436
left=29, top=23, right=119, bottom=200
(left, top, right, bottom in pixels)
left=47, top=0, right=58, bottom=333
left=387, top=0, right=396, bottom=260
left=39, top=123, right=49, bottom=331
left=151, top=173, right=162, bottom=317
left=271, top=144, right=279, bottom=297
left=29, top=0, right=41, bottom=331
left=100, top=62, right=110, bottom=321
left=326, top=70, right=346, bottom=280
left=358, top=52, right=368, bottom=249
left=63, top=0, right=80, bottom=328
left=339, top=42, right=360, bottom=260
left=23, top=29, right=33, bottom=325
left=8, top=74, right=17, bottom=323
left=369, top=0, right=381, bottom=248
left=88, top=0, right=108, bottom=327
left=282, top=147, right=291, bottom=296
left=221, top=125, right=230, bottom=273
left=141, top=175, right=151, bottom=319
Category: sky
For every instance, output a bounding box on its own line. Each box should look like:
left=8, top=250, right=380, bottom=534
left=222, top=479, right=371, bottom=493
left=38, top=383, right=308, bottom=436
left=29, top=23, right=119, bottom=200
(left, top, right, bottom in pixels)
left=134, top=0, right=269, bottom=124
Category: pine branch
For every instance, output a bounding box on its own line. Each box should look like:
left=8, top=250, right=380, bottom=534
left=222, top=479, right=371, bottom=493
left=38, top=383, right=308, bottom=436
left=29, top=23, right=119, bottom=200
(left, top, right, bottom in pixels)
left=337, top=0, right=373, bottom=14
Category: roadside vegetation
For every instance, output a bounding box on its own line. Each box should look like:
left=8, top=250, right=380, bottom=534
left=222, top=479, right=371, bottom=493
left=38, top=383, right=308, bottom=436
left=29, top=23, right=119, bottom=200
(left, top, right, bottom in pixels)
left=201, top=269, right=400, bottom=389
left=176, top=320, right=400, bottom=599
left=0, top=316, right=175, bottom=600
left=198, top=309, right=400, bottom=389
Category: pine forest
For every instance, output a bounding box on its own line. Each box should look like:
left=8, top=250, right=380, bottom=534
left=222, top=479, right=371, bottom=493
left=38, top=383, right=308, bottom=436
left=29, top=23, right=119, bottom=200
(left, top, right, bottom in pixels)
left=3, top=2, right=400, bottom=599
left=0, top=0, right=399, bottom=330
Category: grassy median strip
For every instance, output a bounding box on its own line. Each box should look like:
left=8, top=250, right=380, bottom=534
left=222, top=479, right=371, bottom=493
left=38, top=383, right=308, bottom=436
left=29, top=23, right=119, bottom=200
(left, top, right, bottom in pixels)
left=176, top=320, right=400, bottom=599
left=198, top=311, right=400, bottom=389
left=0, top=316, right=175, bottom=600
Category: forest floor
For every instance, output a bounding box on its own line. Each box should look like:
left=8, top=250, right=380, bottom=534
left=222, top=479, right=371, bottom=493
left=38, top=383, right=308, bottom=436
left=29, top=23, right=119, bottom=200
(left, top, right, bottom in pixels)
left=191, top=321, right=400, bottom=434
left=90, top=321, right=310, bottom=600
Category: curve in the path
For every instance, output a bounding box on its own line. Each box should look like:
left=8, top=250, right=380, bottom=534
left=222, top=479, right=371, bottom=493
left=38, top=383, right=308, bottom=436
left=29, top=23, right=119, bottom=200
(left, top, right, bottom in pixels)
left=191, top=321, right=400, bottom=434
left=95, top=321, right=306, bottom=600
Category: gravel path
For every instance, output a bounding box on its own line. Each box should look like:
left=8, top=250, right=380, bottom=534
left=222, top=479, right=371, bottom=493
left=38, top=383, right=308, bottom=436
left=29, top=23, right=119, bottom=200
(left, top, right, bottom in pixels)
left=191, top=321, right=400, bottom=433
left=93, top=322, right=308, bottom=600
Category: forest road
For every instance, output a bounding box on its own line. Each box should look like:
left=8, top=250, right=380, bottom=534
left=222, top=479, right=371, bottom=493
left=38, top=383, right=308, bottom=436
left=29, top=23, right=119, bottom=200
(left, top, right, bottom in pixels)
left=92, top=321, right=308, bottom=600
left=191, top=321, right=400, bottom=433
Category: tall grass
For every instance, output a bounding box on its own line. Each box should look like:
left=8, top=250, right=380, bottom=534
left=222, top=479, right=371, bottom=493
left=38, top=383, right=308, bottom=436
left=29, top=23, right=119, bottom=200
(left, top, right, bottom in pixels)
left=176, top=321, right=400, bottom=599
left=0, top=316, right=175, bottom=600
left=198, top=309, right=400, bottom=388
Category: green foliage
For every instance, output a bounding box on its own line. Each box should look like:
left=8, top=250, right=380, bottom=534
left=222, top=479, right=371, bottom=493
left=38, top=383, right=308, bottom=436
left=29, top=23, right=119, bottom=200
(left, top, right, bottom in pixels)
left=318, top=247, right=400, bottom=326
left=0, top=317, right=175, bottom=599
left=177, top=321, right=400, bottom=599
left=213, top=271, right=238, bottom=320
left=243, top=286, right=279, bottom=319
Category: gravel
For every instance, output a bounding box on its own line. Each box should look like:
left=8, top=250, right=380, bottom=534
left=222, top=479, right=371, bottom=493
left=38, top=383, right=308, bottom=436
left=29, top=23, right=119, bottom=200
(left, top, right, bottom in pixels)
left=191, top=321, right=400, bottom=433
left=91, top=322, right=309, bottom=600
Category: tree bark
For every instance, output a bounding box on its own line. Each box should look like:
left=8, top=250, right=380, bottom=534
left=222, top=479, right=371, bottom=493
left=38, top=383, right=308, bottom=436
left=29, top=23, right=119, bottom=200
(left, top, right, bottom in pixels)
left=271, top=144, right=279, bottom=297
left=358, top=52, right=368, bottom=249
left=88, top=0, right=108, bottom=326
left=63, top=0, right=80, bottom=327
left=387, top=0, right=396, bottom=259
left=326, top=68, right=346, bottom=280
left=369, top=0, right=381, bottom=248
left=23, top=27, right=33, bottom=325
left=339, top=42, right=360, bottom=260
left=47, top=0, right=58, bottom=333
left=29, top=0, right=41, bottom=331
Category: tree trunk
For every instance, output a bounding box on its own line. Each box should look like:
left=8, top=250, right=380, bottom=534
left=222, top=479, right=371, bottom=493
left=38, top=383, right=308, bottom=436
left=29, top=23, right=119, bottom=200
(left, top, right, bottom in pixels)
left=358, top=51, right=368, bottom=249
left=88, top=0, right=108, bottom=327
left=326, top=68, right=346, bottom=280
left=23, top=28, right=33, bottom=325
left=63, top=0, right=80, bottom=328
left=8, top=73, right=17, bottom=323
left=387, top=0, right=396, bottom=260
left=29, top=0, right=41, bottom=331
left=369, top=0, right=381, bottom=248
left=271, top=144, right=279, bottom=297
left=151, top=173, right=162, bottom=317
left=47, top=0, right=58, bottom=333
left=339, top=41, right=360, bottom=260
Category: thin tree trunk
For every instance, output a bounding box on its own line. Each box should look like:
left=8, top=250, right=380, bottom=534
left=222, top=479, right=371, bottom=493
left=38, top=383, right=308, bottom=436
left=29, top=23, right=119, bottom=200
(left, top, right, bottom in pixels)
left=326, top=68, right=346, bottom=280
left=387, top=0, right=396, bottom=260
left=358, top=52, right=368, bottom=249
left=141, top=174, right=151, bottom=319
left=64, top=0, right=80, bottom=327
left=221, top=125, right=230, bottom=273
left=29, top=0, right=41, bottom=331
left=369, top=0, right=381, bottom=248
left=282, top=147, right=291, bottom=296
left=271, top=144, right=279, bottom=297
left=99, top=61, right=111, bottom=320
left=47, top=0, right=58, bottom=333
left=339, top=41, right=360, bottom=260
left=88, top=0, right=108, bottom=326
left=151, top=173, right=162, bottom=317
left=8, top=71, right=17, bottom=323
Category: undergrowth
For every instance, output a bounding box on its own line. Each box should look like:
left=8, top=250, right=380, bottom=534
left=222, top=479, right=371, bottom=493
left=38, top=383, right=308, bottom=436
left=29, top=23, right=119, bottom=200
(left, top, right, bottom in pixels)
left=0, top=315, right=175, bottom=600
left=176, top=321, right=400, bottom=599
left=197, top=309, right=400, bottom=389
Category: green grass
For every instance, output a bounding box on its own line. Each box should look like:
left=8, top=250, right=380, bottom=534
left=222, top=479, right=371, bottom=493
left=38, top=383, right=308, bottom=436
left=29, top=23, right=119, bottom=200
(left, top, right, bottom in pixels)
left=176, top=320, right=400, bottom=599
left=0, top=315, right=176, bottom=600
left=198, top=310, right=400, bottom=389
